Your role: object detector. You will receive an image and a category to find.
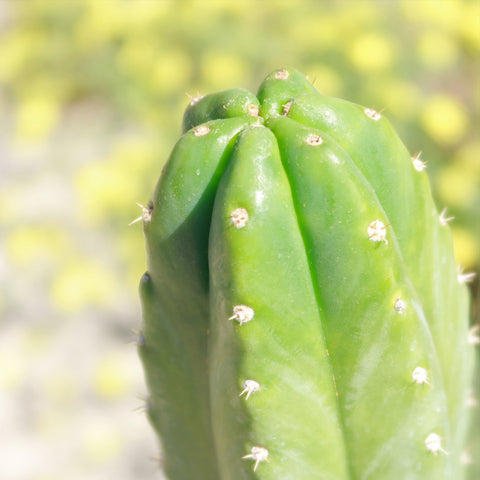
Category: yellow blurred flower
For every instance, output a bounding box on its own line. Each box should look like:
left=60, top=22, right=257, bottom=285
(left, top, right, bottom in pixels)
left=417, top=31, right=459, bottom=69
left=455, top=140, right=480, bottom=174
left=75, top=0, right=124, bottom=49
left=117, top=229, right=147, bottom=292
left=115, top=36, right=159, bottom=79
left=201, top=53, right=248, bottom=90
left=150, top=50, right=193, bottom=94
left=290, top=16, right=340, bottom=51
left=94, top=353, right=134, bottom=400
left=0, top=30, right=38, bottom=82
left=459, top=1, right=480, bottom=51
left=81, top=421, right=124, bottom=464
left=75, top=139, right=156, bottom=225
left=452, top=226, right=479, bottom=269
left=349, top=33, right=395, bottom=72
left=15, top=95, right=61, bottom=144
left=420, top=95, right=469, bottom=145
left=50, top=259, right=118, bottom=313
left=6, top=226, right=72, bottom=267
left=305, top=64, right=343, bottom=97
left=375, top=79, right=423, bottom=120
left=437, top=163, right=478, bottom=208
left=400, top=0, right=462, bottom=30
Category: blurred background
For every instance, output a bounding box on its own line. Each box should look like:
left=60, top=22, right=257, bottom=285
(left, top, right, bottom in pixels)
left=0, top=0, right=478, bottom=479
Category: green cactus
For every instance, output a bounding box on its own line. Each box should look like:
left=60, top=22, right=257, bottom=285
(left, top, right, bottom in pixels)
left=137, top=67, right=476, bottom=479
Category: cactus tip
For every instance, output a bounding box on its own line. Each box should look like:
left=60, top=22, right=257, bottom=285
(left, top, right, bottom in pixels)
left=367, top=219, right=388, bottom=244
left=306, top=133, right=323, bottom=146
left=140, top=272, right=151, bottom=284
left=439, top=207, right=454, bottom=226
left=130, top=328, right=146, bottom=346
left=239, top=379, right=261, bottom=400
left=412, top=366, right=431, bottom=386
left=457, top=265, right=476, bottom=284
left=275, top=67, right=289, bottom=80
left=394, top=297, right=407, bottom=314
left=364, top=107, right=382, bottom=121
left=129, top=202, right=153, bottom=226
left=242, top=446, right=269, bottom=471
left=411, top=151, right=427, bottom=172
left=134, top=395, right=152, bottom=413
left=282, top=101, right=293, bottom=116
left=425, top=433, right=448, bottom=455
left=231, top=208, right=249, bottom=228
left=248, top=104, right=259, bottom=117
left=185, top=90, right=203, bottom=106
left=193, top=125, right=211, bottom=137
left=229, top=305, right=254, bottom=325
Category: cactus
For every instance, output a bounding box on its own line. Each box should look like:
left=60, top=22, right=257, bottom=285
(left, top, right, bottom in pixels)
left=137, top=67, right=476, bottom=479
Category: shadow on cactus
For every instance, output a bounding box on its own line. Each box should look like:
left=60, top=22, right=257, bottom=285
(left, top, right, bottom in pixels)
left=135, top=67, right=477, bottom=479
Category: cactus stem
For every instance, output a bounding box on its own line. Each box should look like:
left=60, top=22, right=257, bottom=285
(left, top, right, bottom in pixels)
left=412, top=366, right=431, bottom=386
left=242, top=446, right=269, bottom=471
left=364, top=107, right=382, bottom=121
left=411, top=151, right=427, bottom=171
left=394, top=297, right=407, bottom=314
left=467, top=325, right=480, bottom=345
left=228, top=305, right=255, bottom=325
left=367, top=219, right=389, bottom=244
left=193, top=125, right=211, bottom=136
left=439, top=207, right=455, bottom=226
left=128, top=202, right=153, bottom=225
left=425, top=433, right=448, bottom=456
left=306, top=133, right=324, bottom=146
left=239, top=379, right=261, bottom=400
left=230, top=207, right=249, bottom=228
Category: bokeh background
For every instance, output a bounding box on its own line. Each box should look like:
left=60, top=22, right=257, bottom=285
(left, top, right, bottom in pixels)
left=0, top=0, right=478, bottom=479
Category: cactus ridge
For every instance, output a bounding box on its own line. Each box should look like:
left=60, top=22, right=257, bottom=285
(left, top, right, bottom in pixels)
left=139, top=67, right=474, bottom=479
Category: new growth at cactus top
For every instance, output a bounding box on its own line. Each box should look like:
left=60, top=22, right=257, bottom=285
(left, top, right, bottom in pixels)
left=137, top=67, right=475, bottom=480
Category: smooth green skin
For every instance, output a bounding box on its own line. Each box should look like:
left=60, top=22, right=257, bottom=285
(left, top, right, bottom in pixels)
left=140, top=115, right=258, bottom=479
left=139, top=67, right=474, bottom=479
left=276, top=91, right=473, bottom=462
left=182, top=88, right=260, bottom=134
left=209, top=126, right=349, bottom=479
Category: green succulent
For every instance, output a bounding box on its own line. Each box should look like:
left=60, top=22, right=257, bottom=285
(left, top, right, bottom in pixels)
left=137, top=67, right=475, bottom=479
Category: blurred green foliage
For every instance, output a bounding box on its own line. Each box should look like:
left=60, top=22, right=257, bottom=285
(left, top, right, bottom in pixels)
left=0, top=1, right=478, bottom=478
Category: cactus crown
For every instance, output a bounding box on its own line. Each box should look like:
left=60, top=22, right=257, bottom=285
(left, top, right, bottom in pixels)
left=138, top=67, right=474, bottom=479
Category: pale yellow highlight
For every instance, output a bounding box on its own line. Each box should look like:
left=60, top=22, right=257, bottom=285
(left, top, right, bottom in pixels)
left=94, top=353, right=133, bottom=399
left=420, top=95, right=469, bottom=145
left=452, top=227, right=479, bottom=270
left=349, top=33, right=395, bottom=72
left=50, top=260, right=117, bottom=313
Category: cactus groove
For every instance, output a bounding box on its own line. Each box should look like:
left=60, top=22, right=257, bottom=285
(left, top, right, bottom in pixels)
left=138, top=67, right=475, bottom=479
